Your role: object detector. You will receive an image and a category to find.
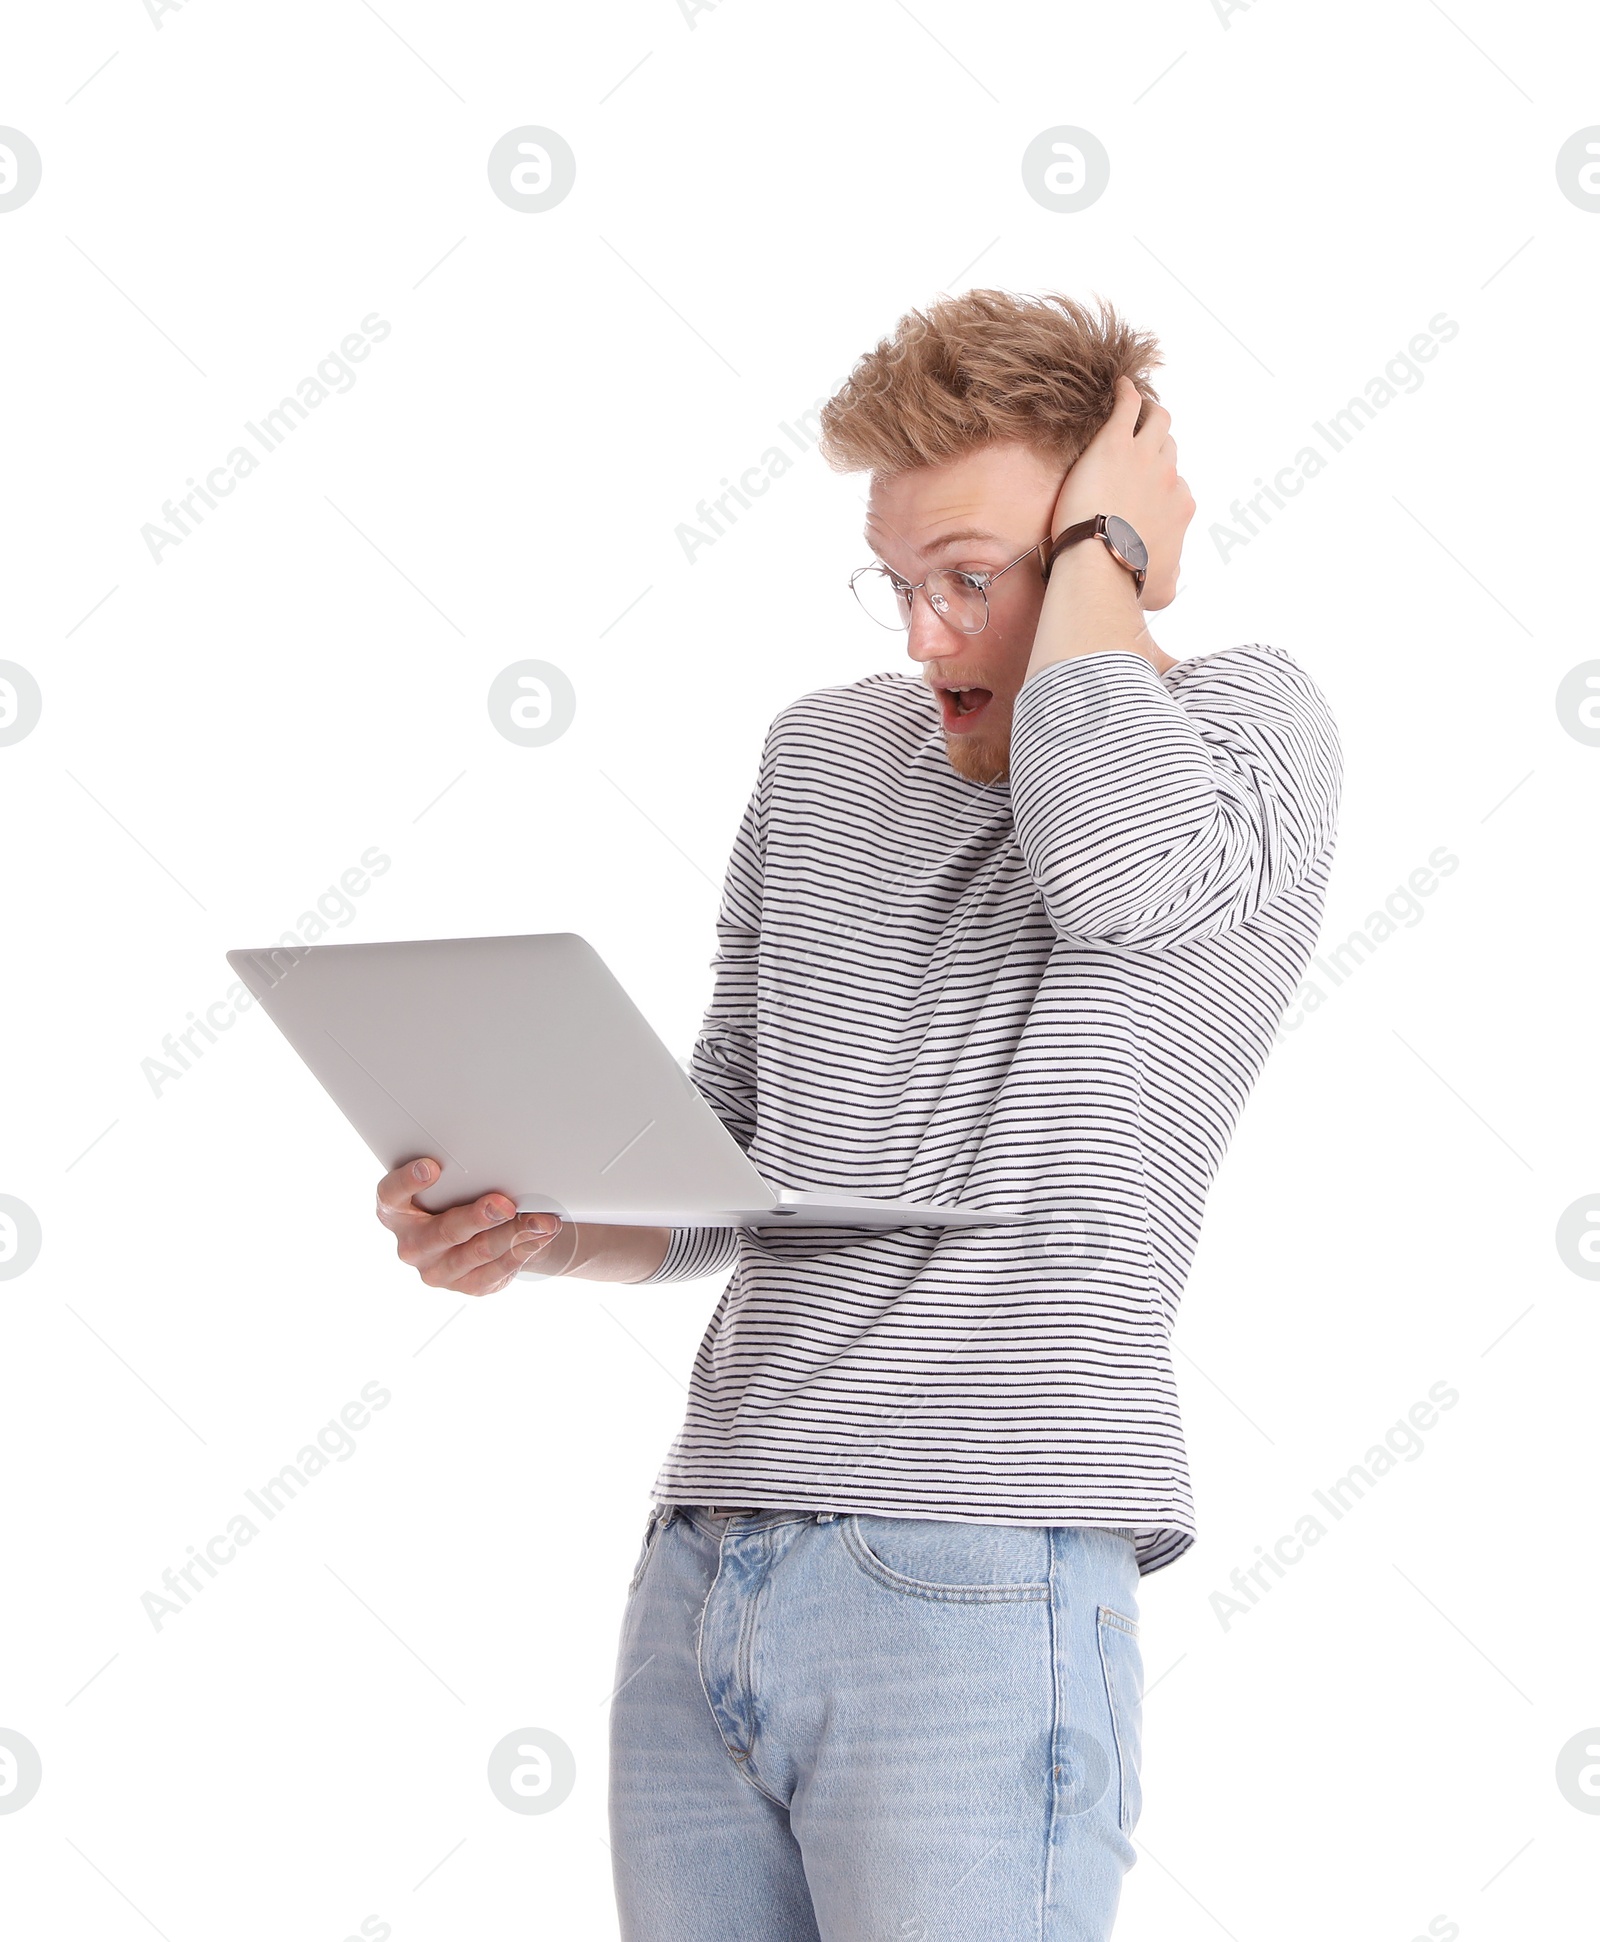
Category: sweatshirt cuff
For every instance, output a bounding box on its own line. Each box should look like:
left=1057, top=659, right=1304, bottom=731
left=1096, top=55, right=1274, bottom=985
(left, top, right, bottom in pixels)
left=638, top=1225, right=739, bottom=1285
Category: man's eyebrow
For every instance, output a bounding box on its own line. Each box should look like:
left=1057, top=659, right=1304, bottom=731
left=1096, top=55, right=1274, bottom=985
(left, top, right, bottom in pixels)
left=922, top=526, right=1007, bottom=556
left=861, top=524, right=1009, bottom=560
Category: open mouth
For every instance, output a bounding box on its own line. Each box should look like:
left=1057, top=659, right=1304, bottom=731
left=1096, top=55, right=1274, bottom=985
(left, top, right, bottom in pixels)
left=935, top=684, right=994, bottom=732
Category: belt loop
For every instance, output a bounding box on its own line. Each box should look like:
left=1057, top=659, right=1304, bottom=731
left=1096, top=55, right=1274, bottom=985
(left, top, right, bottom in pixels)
left=817, top=1511, right=837, bottom=1524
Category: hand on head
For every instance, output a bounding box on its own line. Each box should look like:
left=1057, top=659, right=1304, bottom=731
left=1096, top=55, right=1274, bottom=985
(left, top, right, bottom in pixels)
left=1051, top=377, right=1195, bottom=609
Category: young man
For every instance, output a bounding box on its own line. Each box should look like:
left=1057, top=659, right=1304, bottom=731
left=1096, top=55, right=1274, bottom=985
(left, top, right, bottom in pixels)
left=376, top=291, right=1341, bottom=1939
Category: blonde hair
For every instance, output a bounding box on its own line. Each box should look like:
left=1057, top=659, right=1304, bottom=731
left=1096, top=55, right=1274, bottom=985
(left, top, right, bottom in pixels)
left=818, top=289, right=1162, bottom=478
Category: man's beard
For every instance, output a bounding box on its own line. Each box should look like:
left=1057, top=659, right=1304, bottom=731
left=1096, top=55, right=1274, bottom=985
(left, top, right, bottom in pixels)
left=943, top=726, right=1009, bottom=786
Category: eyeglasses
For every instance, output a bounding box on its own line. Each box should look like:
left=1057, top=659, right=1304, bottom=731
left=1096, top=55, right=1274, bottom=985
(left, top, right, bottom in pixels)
left=849, top=539, right=1050, bottom=637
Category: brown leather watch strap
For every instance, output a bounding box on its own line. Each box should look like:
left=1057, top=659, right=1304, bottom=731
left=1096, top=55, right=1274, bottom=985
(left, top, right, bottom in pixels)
left=1044, top=513, right=1147, bottom=594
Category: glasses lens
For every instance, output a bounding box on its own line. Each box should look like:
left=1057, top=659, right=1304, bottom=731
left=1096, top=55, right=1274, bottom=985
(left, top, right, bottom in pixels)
left=924, top=570, right=989, bottom=635
left=851, top=566, right=912, bottom=630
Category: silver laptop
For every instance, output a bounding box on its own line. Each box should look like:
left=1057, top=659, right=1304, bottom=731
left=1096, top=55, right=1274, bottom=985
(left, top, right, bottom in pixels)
left=225, top=932, right=1008, bottom=1230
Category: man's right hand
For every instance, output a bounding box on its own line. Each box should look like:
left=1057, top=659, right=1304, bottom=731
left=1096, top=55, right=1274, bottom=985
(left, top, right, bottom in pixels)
left=375, top=1158, right=568, bottom=1296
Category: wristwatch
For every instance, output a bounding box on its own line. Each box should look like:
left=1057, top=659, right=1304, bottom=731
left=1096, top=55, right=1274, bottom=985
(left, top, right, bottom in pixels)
left=1044, top=514, right=1148, bottom=594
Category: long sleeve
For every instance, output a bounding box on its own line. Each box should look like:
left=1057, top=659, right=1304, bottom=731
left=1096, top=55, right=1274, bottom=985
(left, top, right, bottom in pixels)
left=1008, top=646, right=1341, bottom=950
left=642, top=1224, right=739, bottom=1283
left=636, top=727, right=773, bottom=1285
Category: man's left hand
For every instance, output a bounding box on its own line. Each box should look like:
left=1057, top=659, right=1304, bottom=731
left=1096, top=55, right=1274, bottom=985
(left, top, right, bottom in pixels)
left=1051, top=376, right=1195, bottom=610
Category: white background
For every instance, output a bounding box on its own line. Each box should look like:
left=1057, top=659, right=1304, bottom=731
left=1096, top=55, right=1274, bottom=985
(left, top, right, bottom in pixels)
left=2, top=1, right=1597, bottom=1937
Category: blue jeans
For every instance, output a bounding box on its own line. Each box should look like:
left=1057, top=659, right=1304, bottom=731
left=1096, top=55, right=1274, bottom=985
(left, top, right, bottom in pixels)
left=608, top=1505, right=1144, bottom=1941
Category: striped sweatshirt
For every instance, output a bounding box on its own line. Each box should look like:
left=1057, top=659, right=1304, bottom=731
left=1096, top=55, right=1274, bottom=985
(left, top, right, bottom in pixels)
left=642, top=646, right=1341, bottom=1574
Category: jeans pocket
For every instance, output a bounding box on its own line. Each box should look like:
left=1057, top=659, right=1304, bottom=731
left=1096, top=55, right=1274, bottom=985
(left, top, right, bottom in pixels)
left=627, top=1506, right=666, bottom=1596
left=1097, top=1606, right=1144, bottom=1834
left=843, top=1516, right=1051, bottom=1602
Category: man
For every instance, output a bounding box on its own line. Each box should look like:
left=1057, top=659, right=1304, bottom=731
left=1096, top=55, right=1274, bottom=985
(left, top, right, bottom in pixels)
left=376, top=291, right=1341, bottom=1939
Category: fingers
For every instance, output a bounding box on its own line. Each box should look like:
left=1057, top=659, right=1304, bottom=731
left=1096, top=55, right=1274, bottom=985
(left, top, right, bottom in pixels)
left=376, top=1156, right=440, bottom=1220
left=375, top=1156, right=568, bottom=1298
left=451, top=1256, right=529, bottom=1298
left=448, top=1228, right=561, bottom=1297
left=424, top=1214, right=563, bottom=1290
left=428, top=1192, right=523, bottom=1250
left=374, top=1163, right=523, bottom=1249
left=1111, top=374, right=1145, bottom=428
left=1134, top=399, right=1172, bottom=444
left=444, top=1221, right=563, bottom=1295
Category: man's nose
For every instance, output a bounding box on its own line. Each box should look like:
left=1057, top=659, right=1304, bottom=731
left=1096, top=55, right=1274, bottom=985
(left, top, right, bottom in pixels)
left=903, top=595, right=950, bottom=664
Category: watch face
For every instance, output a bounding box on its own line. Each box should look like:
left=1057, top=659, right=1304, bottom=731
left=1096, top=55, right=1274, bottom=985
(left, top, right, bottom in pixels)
left=1103, top=515, right=1148, bottom=573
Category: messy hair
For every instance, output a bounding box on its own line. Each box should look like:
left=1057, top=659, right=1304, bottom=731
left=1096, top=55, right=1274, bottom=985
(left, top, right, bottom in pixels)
left=817, top=289, right=1162, bottom=478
